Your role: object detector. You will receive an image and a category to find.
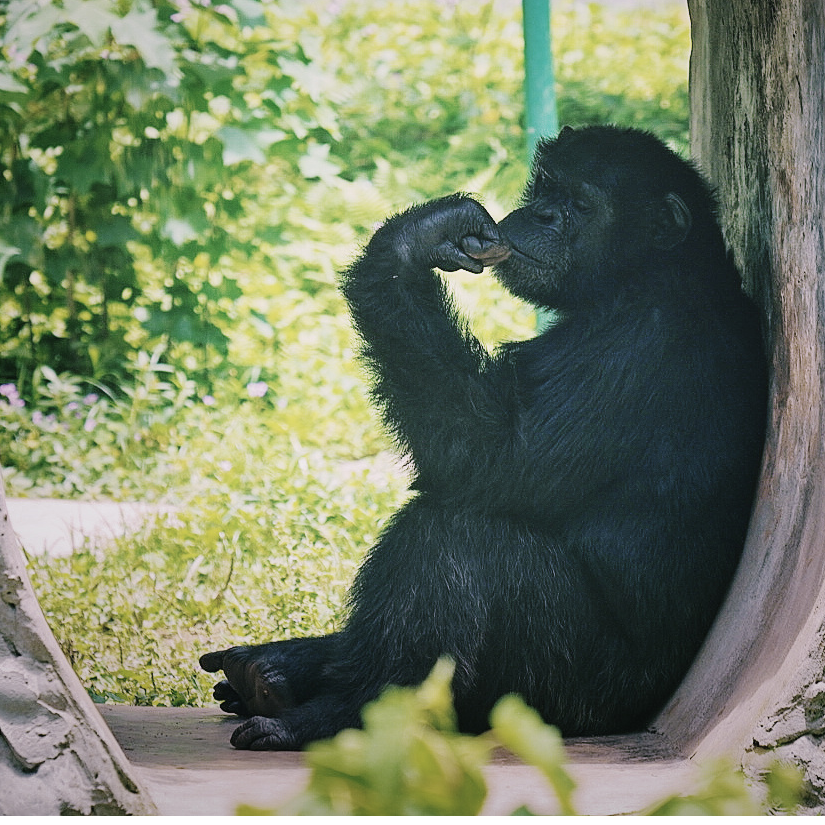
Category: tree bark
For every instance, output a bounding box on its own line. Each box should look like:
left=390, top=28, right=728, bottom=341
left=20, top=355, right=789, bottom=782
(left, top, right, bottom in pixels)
left=0, top=476, right=156, bottom=815
left=657, top=0, right=825, bottom=809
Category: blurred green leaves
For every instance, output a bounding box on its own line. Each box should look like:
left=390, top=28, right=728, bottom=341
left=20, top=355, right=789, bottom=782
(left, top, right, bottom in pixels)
left=491, top=694, right=577, bottom=815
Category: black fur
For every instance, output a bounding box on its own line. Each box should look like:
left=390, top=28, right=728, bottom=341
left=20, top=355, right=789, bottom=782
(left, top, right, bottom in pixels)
left=200, top=126, right=767, bottom=750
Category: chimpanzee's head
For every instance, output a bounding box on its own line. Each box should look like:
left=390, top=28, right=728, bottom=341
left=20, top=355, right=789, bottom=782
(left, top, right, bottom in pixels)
left=495, top=125, right=719, bottom=309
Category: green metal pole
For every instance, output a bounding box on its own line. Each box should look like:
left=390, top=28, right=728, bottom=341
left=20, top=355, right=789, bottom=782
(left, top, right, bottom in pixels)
left=522, top=0, right=559, bottom=160
left=522, top=0, right=558, bottom=329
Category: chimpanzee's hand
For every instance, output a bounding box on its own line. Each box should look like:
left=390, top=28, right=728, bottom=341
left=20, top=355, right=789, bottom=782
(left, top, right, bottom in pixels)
left=381, top=194, right=511, bottom=274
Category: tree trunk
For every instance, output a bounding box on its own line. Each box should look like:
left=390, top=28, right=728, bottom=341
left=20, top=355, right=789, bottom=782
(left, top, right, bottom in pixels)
left=657, top=0, right=825, bottom=809
left=0, top=476, right=156, bottom=815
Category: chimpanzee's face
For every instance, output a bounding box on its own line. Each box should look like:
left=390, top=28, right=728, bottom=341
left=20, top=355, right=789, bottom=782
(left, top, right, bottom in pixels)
left=494, top=126, right=692, bottom=310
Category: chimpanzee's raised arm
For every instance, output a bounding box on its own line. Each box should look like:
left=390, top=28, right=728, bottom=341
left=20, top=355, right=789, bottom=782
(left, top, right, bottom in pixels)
left=340, top=194, right=514, bottom=493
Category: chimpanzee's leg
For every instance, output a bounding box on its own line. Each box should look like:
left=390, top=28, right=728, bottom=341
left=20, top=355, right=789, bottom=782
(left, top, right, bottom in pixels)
left=223, top=498, right=493, bottom=750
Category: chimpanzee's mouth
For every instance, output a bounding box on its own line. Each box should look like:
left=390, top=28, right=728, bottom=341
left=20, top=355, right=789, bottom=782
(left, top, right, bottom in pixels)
left=502, top=245, right=546, bottom=268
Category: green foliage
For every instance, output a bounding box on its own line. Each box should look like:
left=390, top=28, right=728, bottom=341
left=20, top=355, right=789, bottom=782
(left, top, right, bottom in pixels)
left=553, top=3, right=690, bottom=152
left=645, top=758, right=805, bottom=816
left=236, top=660, right=802, bottom=817
left=25, top=446, right=408, bottom=705
left=316, top=0, right=689, bottom=211
left=21, top=348, right=409, bottom=703
left=0, top=351, right=197, bottom=497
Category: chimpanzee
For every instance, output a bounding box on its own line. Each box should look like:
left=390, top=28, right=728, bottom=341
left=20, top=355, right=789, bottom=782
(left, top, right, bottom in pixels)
left=200, top=125, right=768, bottom=750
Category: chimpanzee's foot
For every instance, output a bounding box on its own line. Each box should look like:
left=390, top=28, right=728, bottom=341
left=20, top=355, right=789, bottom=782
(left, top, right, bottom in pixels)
left=229, top=715, right=300, bottom=751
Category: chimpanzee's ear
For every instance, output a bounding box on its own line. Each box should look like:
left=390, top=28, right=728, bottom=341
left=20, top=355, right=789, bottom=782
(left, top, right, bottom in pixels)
left=653, top=192, right=692, bottom=249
